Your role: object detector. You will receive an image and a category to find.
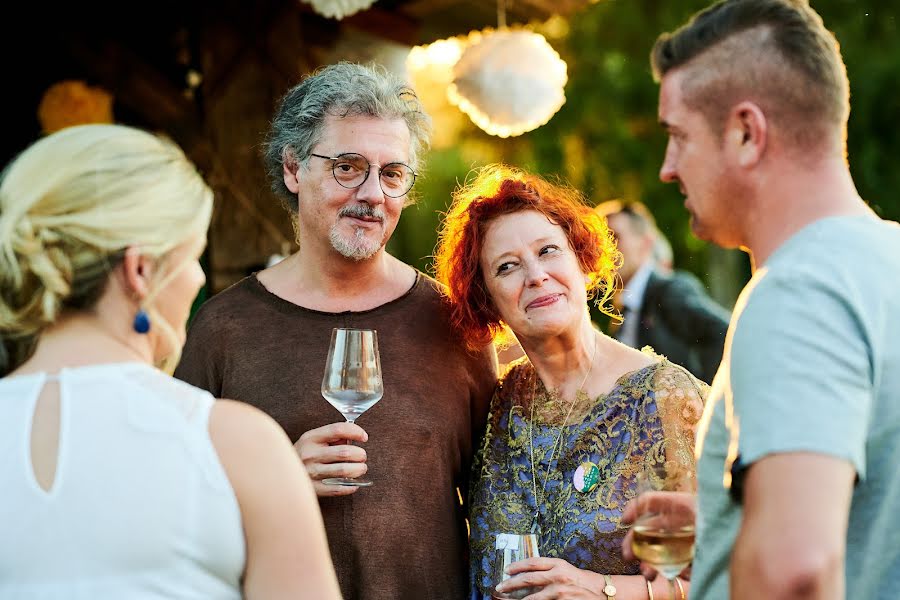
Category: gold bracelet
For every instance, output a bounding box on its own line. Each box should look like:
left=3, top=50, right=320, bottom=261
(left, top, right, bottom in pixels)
left=644, top=577, right=654, bottom=600
left=674, top=577, right=686, bottom=600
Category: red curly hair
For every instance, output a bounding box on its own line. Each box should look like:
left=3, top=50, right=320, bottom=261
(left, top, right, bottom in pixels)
left=434, top=164, right=621, bottom=350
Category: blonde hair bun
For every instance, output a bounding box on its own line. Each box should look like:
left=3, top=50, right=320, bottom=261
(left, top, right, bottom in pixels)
left=0, top=124, right=213, bottom=374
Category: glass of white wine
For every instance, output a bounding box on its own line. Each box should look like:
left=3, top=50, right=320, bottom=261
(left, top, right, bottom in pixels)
left=321, top=328, right=383, bottom=488
left=491, top=533, right=540, bottom=600
left=631, top=463, right=696, bottom=595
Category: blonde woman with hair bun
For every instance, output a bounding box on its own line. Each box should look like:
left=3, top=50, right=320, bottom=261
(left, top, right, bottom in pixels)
left=0, top=124, right=341, bottom=600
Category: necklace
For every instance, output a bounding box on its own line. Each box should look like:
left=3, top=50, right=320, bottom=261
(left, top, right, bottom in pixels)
left=527, top=333, right=598, bottom=537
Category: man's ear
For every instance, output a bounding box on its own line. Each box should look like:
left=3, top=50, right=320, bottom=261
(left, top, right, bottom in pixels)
left=727, top=101, right=767, bottom=168
left=283, top=154, right=301, bottom=194
left=122, top=246, right=154, bottom=300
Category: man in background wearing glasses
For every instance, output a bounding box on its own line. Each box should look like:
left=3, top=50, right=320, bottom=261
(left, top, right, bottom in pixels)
left=176, top=62, right=497, bottom=600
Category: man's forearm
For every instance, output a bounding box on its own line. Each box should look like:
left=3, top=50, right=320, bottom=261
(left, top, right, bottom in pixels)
left=731, top=521, right=843, bottom=599
left=731, top=454, right=853, bottom=600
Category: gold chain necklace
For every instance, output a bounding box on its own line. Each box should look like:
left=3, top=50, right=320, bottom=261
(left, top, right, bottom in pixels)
left=527, top=334, right=598, bottom=537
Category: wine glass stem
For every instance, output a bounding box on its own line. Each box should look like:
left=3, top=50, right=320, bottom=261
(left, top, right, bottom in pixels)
left=345, top=417, right=355, bottom=446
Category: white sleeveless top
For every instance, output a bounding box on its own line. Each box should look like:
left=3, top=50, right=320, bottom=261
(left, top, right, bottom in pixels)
left=0, top=363, right=245, bottom=599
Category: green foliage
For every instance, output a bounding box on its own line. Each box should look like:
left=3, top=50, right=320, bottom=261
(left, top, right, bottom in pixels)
left=392, top=0, right=900, bottom=307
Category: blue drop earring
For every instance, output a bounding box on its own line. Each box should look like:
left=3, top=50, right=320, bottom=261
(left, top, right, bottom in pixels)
left=133, top=309, right=151, bottom=334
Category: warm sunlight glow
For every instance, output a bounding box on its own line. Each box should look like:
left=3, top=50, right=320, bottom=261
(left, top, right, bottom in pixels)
left=406, top=36, right=470, bottom=149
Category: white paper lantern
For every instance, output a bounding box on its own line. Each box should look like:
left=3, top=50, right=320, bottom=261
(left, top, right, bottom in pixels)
left=301, top=0, right=377, bottom=20
left=448, top=29, right=568, bottom=138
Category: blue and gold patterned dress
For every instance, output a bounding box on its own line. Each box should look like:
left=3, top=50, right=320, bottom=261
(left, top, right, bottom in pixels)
left=469, top=353, right=706, bottom=599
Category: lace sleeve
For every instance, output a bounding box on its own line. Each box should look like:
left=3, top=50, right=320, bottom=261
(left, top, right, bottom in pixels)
left=649, top=363, right=708, bottom=486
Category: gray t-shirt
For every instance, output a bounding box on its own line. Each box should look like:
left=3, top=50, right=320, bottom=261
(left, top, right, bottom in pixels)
left=692, top=214, right=900, bottom=599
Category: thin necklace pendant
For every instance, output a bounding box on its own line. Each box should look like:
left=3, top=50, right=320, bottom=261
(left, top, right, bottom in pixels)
left=530, top=513, right=541, bottom=537
left=526, top=334, right=598, bottom=545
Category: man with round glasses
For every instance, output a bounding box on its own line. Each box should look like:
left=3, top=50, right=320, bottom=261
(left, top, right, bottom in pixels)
left=309, top=152, right=416, bottom=198
left=176, top=62, right=497, bottom=600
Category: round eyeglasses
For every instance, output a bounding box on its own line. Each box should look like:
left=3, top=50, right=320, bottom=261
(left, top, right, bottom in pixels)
left=310, top=153, right=417, bottom=198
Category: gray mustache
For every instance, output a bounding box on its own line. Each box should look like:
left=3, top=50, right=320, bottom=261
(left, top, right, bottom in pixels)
left=339, top=205, right=384, bottom=221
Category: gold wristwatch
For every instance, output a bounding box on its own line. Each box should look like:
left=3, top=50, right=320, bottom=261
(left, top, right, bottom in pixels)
left=602, top=574, right=617, bottom=599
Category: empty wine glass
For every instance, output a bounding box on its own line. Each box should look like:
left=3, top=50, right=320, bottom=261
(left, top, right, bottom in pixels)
left=321, top=328, right=383, bottom=487
left=631, top=462, right=696, bottom=596
left=491, top=533, right=540, bottom=600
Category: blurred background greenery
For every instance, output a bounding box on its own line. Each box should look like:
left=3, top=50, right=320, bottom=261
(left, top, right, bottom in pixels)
left=3, top=0, right=895, bottom=315
left=392, top=0, right=900, bottom=314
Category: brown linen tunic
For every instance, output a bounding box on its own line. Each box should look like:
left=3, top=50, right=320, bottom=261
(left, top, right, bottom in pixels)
left=175, top=272, right=497, bottom=600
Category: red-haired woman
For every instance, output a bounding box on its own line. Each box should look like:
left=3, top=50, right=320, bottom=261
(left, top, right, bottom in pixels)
left=435, top=165, right=706, bottom=600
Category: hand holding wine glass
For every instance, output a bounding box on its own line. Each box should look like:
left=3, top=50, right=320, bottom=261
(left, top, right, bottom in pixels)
left=320, top=328, right=383, bottom=487
left=626, top=463, right=696, bottom=596
left=491, top=534, right=541, bottom=600
left=293, top=421, right=369, bottom=497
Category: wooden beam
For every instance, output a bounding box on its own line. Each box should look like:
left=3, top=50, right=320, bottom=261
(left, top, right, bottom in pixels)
left=341, top=6, right=421, bottom=46
left=66, top=38, right=196, bottom=131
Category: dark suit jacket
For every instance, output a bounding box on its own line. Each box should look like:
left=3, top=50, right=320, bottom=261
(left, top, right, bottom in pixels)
left=620, top=270, right=731, bottom=384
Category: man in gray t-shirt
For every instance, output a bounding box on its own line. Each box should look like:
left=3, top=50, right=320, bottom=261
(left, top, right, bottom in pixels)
left=691, top=216, right=900, bottom=599
left=622, top=2, right=900, bottom=598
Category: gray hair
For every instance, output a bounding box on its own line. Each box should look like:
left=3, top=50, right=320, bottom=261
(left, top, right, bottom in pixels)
left=263, top=62, right=433, bottom=213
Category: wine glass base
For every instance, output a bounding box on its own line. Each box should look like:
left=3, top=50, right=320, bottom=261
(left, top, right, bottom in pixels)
left=322, top=477, right=373, bottom=487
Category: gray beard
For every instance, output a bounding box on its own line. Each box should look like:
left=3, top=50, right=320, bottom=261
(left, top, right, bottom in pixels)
left=330, top=225, right=383, bottom=260
left=329, top=204, right=386, bottom=261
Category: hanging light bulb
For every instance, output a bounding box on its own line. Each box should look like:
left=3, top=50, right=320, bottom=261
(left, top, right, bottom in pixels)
left=447, top=28, right=568, bottom=138
left=300, top=0, right=377, bottom=20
